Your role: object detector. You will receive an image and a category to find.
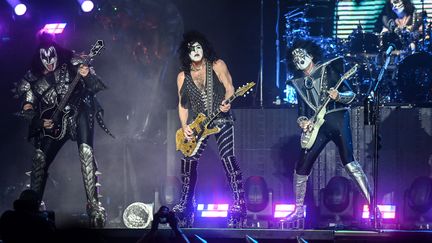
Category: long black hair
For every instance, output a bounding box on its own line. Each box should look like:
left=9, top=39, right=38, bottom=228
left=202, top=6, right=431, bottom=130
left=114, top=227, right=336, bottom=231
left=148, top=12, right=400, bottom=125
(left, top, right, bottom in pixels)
left=30, top=31, right=73, bottom=76
left=178, top=31, right=218, bottom=72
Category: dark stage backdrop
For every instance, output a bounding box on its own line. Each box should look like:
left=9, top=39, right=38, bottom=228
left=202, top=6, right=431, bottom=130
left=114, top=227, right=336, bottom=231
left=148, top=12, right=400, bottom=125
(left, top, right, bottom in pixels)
left=1, top=0, right=431, bottom=228
left=0, top=0, right=266, bottom=226
left=167, top=107, right=432, bottom=223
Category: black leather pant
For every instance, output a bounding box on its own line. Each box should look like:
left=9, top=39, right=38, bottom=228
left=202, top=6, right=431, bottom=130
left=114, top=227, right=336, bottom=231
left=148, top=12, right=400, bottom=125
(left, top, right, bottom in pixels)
left=296, top=110, right=355, bottom=176
left=30, top=106, right=105, bottom=227
left=174, top=123, right=246, bottom=227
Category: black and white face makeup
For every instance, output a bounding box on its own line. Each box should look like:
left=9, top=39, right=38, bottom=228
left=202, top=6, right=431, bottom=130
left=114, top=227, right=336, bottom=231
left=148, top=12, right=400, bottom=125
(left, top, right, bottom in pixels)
left=39, top=46, right=58, bottom=72
left=292, top=48, right=313, bottom=71
left=391, top=0, right=405, bottom=16
left=188, top=42, right=204, bottom=62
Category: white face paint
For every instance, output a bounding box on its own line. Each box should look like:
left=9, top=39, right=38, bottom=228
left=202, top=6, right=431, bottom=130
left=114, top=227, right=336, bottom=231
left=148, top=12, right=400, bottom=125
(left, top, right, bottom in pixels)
left=39, top=46, right=58, bottom=72
left=292, top=48, right=313, bottom=71
left=188, top=42, right=204, bottom=62
left=391, top=0, right=405, bottom=16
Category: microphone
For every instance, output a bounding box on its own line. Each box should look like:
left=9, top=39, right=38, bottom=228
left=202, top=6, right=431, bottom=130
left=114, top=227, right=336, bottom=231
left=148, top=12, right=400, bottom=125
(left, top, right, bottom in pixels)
left=385, top=43, right=395, bottom=56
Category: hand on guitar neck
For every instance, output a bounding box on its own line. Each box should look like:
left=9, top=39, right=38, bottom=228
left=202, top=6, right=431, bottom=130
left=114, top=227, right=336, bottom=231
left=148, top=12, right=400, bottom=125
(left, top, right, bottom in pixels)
left=327, top=88, right=340, bottom=101
left=219, top=99, right=231, bottom=113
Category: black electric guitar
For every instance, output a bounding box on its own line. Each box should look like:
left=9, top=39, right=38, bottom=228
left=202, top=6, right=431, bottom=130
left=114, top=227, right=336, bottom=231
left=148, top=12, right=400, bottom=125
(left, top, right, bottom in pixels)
left=39, top=40, right=104, bottom=140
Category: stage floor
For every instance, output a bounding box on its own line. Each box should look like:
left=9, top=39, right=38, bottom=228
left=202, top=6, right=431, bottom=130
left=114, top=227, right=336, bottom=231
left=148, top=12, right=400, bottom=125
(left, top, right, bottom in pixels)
left=61, top=228, right=432, bottom=243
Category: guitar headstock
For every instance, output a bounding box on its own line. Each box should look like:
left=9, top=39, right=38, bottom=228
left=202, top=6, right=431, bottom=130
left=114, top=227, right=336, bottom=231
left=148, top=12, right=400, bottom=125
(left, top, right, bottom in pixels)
left=343, top=64, right=359, bottom=80
left=235, top=82, right=256, bottom=97
left=89, top=40, right=104, bottom=58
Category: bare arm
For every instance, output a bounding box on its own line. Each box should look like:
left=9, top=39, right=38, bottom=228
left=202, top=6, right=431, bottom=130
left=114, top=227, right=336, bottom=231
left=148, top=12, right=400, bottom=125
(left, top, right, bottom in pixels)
left=177, top=72, right=193, bottom=139
left=213, top=59, right=234, bottom=112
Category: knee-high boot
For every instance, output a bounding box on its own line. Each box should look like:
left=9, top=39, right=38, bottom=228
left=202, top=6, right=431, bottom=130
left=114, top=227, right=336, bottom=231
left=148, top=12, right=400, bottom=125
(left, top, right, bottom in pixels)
left=344, top=161, right=371, bottom=205
left=172, top=158, right=198, bottom=228
left=281, top=172, right=309, bottom=229
left=345, top=161, right=381, bottom=225
left=79, top=143, right=106, bottom=228
left=222, top=156, right=247, bottom=228
left=30, top=149, right=49, bottom=202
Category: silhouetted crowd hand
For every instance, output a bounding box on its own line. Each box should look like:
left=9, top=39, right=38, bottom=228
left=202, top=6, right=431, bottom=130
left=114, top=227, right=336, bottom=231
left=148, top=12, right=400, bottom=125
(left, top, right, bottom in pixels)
left=137, top=206, right=190, bottom=243
left=0, top=189, right=56, bottom=243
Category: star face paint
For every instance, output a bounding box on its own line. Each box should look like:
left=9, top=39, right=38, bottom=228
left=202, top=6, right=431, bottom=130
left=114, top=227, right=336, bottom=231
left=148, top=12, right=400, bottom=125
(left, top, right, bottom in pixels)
left=391, top=0, right=405, bottom=16
left=292, top=48, right=313, bottom=71
left=188, top=42, right=204, bottom=62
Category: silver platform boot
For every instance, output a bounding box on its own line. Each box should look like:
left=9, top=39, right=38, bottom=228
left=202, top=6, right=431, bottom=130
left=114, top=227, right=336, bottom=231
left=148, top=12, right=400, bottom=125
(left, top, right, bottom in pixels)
left=80, top=143, right=106, bottom=228
left=281, top=172, right=309, bottom=229
left=345, top=161, right=381, bottom=226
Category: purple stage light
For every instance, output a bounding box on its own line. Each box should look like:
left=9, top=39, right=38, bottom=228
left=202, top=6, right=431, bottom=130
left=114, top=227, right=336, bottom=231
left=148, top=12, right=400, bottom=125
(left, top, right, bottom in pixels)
left=197, top=203, right=229, bottom=218
left=362, top=205, right=396, bottom=219
left=14, top=3, right=27, bottom=16
left=274, top=204, right=306, bottom=218
left=81, top=0, right=94, bottom=12
left=43, top=23, right=67, bottom=34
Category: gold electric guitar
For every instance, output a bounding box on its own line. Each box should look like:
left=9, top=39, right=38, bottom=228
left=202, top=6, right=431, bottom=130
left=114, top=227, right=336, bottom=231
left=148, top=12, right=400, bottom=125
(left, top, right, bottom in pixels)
left=176, top=82, right=255, bottom=157
left=300, top=64, right=358, bottom=149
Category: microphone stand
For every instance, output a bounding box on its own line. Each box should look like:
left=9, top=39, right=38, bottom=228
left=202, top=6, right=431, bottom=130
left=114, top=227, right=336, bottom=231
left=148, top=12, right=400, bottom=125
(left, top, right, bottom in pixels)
left=364, top=45, right=393, bottom=229
left=421, top=0, right=427, bottom=51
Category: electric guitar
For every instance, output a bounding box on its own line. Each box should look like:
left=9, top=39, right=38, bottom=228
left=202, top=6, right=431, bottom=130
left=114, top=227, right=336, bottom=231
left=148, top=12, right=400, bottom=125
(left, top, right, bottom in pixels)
left=40, top=40, right=105, bottom=140
left=300, top=64, right=358, bottom=149
left=176, top=82, right=255, bottom=157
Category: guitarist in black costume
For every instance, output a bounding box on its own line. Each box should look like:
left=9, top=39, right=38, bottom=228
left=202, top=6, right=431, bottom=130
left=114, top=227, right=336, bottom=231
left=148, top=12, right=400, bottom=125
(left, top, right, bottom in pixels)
left=14, top=32, right=110, bottom=227
left=174, top=31, right=246, bottom=228
left=283, top=39, right=376, bottom=228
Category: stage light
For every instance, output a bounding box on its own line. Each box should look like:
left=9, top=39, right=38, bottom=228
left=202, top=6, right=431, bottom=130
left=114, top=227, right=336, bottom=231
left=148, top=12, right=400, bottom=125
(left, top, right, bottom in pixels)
left=245, top=176, right=269, bottom=212
left=323, top=176, right=351, bottom=213
left=196, top=203, right=229, bottom=217
left=122, top=202, right=154, bottom=228
left=81, top=0, right=94, bottom=12
left=14, top=3, right=27, bottom=16
left=362, top=205, right=396, bottom=219
left=318, top=176, right=357, bottom=228
left=274, top=204, right=306, bottom=218
left=402, top=176, right=432, bottom=229
left=42, top=23, right=67, bottom=34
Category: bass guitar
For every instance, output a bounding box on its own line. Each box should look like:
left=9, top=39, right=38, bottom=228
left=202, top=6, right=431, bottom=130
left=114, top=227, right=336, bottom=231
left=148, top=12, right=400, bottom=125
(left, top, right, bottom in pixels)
left=40, top=40, right=105, bottom=140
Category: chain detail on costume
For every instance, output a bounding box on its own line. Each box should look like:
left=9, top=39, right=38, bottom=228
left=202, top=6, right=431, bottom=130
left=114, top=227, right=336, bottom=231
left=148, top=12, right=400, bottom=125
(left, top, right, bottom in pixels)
left=216, top=124, right=235, bottom=159
left=79, top=143, right=106, bottom=228
left=30, top=149, right=48, bottom=201
left=172, top=158, right=198, bottom=228
left=222, top=155, right=246, bottom=228
left=204, top=60, right=214, bottom=114
left=184, top=68, right=225, bottom=118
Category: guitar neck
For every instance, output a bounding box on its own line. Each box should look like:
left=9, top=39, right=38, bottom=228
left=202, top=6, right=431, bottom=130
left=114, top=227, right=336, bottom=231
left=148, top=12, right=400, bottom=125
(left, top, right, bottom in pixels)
left=311, top=65, right=357, bottom=121
left=203, top=93, right=237, bottom=126
left=51, top=68, right=84, bottom=119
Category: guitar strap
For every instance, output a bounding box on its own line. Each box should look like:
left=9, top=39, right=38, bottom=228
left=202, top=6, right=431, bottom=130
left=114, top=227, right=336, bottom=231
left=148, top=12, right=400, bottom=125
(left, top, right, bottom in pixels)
left=204, top=61, right=214, bottom=115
